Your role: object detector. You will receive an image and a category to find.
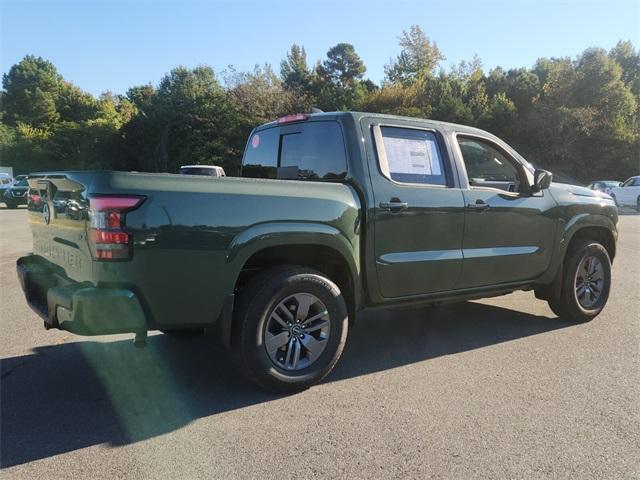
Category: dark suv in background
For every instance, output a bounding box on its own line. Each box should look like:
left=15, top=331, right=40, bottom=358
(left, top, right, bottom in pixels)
left=2, top=176, right=29, bottom=209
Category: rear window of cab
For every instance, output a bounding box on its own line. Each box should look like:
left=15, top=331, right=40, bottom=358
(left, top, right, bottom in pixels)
left=242, top=121, right=347, bottom=180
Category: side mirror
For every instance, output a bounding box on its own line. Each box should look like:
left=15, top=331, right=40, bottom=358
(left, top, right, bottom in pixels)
left=532, top=169, right=552, bottom=192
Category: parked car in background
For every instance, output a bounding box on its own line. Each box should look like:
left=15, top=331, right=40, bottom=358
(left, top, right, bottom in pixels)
left=586, top=180, right=622, bottom=195
left=2, top=177, right=29, bottom=208
left=17, top=112, right=618, bottom=392
left=0, top=174, right=14, bottom=195
left=609, top=176, right=640, bottom=211
left=179, top=165, right=226, bottom=177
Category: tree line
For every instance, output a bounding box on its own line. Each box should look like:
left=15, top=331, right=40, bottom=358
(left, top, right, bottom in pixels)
left=1, top=25, right=638, bottom=181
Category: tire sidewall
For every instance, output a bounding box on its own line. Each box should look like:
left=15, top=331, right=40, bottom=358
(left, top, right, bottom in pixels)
left=239, top=270, right=348, bottom=390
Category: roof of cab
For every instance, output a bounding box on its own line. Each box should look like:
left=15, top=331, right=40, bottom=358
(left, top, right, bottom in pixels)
left=255, top=111, right=492, bottom=136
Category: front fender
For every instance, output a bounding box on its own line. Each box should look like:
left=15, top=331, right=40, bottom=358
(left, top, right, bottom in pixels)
left=563, top=213, right=617, bottom=244
left=537, top=211, right=617, bottom=286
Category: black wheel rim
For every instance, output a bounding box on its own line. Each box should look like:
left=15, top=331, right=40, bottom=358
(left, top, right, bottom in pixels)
left=574, top=255, right=605, bottom=309
left=263, top=293, right=331, bottom=371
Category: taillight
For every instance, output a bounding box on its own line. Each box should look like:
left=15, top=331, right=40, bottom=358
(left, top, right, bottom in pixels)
left=88, top=195, right=145, bottom=261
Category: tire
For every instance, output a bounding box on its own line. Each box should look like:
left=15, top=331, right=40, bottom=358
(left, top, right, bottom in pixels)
left=233, top=265, right=349, bottom=393
left=548, top=239, right=611, bottom=323
left=5, top=202, right=17, bottom=209
left=161, top=328, right=205, bottom=338
left=636, top=196, right=640, bottom=212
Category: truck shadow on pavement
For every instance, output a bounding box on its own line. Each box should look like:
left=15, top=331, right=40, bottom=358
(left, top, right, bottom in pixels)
left=1, top=301, right=572, bottom=468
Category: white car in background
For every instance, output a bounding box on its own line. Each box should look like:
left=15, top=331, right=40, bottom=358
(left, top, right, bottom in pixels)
left=609, top=176, right=640, bottom=211
left=179, top=165, right=226, bottom=177
left=586, top=180, right=622, bottom=195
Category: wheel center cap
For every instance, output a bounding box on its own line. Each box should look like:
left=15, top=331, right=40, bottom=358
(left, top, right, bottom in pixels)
left=290, top=325, right=303, bottom=336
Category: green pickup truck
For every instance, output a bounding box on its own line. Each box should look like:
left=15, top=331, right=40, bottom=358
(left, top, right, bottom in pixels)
left=17, top=111, right=618, bottom=392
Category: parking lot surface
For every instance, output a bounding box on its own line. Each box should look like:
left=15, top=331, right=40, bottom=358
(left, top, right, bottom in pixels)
left=1, top=206, right=638, bottom=479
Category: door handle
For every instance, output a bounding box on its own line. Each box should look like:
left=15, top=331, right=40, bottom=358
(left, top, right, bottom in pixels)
left=379, top=200, right=408, bottom=212
left=466, top=199, right=490, bottom=211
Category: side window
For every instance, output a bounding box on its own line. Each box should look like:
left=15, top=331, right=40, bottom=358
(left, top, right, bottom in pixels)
left=279, top=122, right=347, bottom=180
left=378, top=127, right=447, bottom=186
left=242, top=128, right=279, bottom=179
left=457, top=137, right=523, bottom=192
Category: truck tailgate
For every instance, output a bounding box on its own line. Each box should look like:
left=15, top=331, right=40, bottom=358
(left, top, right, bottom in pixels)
left=27, top=173, right=94, bottom=282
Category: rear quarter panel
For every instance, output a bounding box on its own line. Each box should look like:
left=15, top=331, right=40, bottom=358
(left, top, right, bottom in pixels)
left=89, top=173, right=361, bottom=329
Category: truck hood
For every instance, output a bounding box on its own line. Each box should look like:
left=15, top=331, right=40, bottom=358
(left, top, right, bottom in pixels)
left=552, top=182, right=611, bottom=200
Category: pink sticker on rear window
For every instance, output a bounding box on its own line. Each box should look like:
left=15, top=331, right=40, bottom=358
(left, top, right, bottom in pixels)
left=251, top=135, right=260, bottom=148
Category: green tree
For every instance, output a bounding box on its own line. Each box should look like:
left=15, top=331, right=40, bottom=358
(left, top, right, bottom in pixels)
left=385, top=25, right=444, bottom=85
left=280, top=44, right=313, bottom=92
left=2, top=55, right=61, bottom=127
left=317, top=43, right=366, bottom=87
left=610, top=40, right=640, bottom=96
left=314, top=43, right=368, bottom=111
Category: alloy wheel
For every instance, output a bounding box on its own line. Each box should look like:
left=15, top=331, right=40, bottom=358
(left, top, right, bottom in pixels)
left=574, top=255, right=605, bottom=309
left=264, top=293, right=331, bottom=370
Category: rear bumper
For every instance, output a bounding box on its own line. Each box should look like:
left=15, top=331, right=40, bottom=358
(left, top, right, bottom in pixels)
left=17, top=254, right=147, bottom=336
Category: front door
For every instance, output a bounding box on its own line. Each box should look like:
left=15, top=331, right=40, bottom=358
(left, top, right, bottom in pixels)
left=363, top=119, right=466, bottom=299
left=454, top=135, right=558, bottom=289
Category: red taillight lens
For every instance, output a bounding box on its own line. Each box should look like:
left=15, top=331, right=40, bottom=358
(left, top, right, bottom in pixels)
left=88, top=195, right=145, bottom=261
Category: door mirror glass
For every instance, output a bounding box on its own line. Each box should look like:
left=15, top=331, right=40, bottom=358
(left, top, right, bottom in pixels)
left=533, top=169, right=552, bottom=192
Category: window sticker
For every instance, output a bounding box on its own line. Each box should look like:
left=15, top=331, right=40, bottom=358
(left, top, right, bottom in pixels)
left=251, top=134, right=260, bottom=148
left=384, top=136, right=441, bottom=176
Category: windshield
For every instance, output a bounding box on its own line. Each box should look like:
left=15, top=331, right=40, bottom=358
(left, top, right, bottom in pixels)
left=14, top=179, right=28, bottom=187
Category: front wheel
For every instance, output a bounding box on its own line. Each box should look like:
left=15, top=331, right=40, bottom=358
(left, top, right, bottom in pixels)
left=636, top=196, right=640, bottom=212
left=5, top=202, right=17, bottom=209
left=233, top=266, right=349, bottom=393
left=548, top=239, right=611, bottom=323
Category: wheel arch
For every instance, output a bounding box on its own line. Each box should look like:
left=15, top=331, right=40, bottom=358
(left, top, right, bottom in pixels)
left=222, top=222, right=362, bottom=345
left=535, top=213, right=617, bottom=302
left=563, top=212, right=617, bottom=262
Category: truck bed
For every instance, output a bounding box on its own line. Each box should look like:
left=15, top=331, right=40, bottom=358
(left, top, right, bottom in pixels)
left=21, top=171, right=361, bottom=333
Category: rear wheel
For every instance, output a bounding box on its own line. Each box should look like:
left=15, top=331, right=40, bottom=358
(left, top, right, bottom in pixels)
left=548, top=239, right=611, bottom=322
left=233, top=265, right=349, bottom=393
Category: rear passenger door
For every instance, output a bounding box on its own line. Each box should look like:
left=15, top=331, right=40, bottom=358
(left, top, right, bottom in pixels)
left=362, top=118, right=466, bottom=299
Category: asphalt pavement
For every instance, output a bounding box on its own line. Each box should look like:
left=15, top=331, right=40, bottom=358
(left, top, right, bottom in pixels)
left=1, top=206, right=638, bottom=479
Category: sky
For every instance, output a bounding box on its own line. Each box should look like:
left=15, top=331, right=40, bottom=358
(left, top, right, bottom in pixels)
left=1, top=0, right=639, bottom=96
